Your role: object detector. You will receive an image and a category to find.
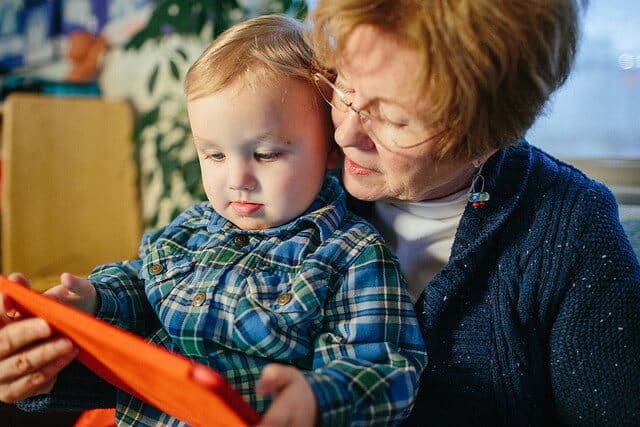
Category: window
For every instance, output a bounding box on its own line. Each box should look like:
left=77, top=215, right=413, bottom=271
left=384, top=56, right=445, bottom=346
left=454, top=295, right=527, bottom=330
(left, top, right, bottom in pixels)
left=526, top=0, right=640, bottom=160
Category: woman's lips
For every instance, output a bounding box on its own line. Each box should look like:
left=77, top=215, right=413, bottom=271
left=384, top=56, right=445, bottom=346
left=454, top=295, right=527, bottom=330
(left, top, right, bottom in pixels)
left=344, top=156, right=376, bottom=176
left=230, top=202, right=263, bottom=216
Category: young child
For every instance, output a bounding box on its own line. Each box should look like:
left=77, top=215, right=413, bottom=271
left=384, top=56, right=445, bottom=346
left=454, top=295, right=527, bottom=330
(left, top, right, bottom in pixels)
left=40, top=14, right=426, bottom=427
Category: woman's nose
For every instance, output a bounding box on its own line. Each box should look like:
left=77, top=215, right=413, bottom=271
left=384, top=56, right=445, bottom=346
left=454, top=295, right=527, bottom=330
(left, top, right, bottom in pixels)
left=332, top=109, right=375, bottom=150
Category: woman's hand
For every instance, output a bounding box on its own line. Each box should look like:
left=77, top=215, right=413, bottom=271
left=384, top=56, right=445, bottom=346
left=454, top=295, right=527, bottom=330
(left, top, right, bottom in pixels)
left=0, top=274, right=79, bottom=403
left=44, top=273, right=98, bottom=315
left=255, top=364, right=318, bottom=427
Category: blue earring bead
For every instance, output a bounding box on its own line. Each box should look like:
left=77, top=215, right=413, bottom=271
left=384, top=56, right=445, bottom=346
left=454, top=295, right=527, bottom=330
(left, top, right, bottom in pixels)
left=468, top=161, right=489, bottom=207
left=468, top=191, right=490, bottom=207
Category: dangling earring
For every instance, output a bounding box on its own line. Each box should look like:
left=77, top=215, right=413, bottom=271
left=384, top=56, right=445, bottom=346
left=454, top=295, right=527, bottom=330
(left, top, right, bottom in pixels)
left=468, top=160, right=490, bottom=208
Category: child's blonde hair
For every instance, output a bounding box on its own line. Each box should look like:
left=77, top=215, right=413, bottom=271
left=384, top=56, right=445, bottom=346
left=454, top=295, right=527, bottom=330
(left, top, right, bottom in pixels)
left=185, top=14, right=319, bottom=100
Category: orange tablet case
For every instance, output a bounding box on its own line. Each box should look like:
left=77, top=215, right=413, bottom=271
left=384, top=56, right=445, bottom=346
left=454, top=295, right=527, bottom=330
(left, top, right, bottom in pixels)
left=0, top=276, right=260, bottom=427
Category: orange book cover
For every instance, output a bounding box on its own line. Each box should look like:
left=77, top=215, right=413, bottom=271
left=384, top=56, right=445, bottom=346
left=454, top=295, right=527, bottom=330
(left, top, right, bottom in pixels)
left=0, top=276, right=260, bottom=427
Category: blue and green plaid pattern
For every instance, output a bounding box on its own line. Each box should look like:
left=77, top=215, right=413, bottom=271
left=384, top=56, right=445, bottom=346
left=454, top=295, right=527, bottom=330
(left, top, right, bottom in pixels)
left=90, top=176, right=427, bottom=426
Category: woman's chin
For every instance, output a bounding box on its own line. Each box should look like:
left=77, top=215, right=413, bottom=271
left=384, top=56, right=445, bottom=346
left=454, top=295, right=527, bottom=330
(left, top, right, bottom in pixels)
left=342, top=174, right=385, bottom=201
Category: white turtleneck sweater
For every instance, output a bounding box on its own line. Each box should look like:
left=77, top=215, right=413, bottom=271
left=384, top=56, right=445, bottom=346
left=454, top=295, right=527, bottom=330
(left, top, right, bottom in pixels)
left=374, top=188, right=468, bottom=303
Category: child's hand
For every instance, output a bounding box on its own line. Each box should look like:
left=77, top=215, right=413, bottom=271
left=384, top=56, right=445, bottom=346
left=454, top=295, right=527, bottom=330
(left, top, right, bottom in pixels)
left=44, top=273, right=98, bottom=316
left=255, top=364, right=318, bottom=427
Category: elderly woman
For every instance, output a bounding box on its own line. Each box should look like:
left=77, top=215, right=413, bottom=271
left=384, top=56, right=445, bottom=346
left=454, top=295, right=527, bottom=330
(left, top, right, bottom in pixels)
left=1, top=1, right=639, bottom=426
left=304, top=0, right=640, bottom=425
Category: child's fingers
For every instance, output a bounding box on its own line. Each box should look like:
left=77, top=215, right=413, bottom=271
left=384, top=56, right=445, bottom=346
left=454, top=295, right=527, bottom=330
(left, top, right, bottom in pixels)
left=60, top=273, right=90, bottom=296
left=42, top=285, right=69, bottom=301
left=255, top=364, right=294, bottom=395
left=46, top=274, right=96, bottom=316
left=255, top=365, right=317, bottom=427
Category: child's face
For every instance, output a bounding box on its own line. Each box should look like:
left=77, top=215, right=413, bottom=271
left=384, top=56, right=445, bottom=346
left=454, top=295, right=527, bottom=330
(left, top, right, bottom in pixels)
left=187, top=78, right=335, bottom=230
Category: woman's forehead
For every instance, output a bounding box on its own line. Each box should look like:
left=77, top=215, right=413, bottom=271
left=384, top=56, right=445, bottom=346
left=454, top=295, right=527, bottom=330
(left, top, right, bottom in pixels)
left=337, top=25, right=423, bottom=107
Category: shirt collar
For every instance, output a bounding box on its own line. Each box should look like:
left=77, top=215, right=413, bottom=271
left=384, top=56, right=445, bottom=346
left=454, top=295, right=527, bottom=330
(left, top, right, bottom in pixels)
left=206, top=175, right=346, bottom=242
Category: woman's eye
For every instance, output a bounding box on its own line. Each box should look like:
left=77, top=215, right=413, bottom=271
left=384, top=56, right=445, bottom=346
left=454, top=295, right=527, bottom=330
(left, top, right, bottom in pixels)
left=385, top=120, right=409, bottom=129
left=255, top=151, right=282, bottom=161
left=376, top=112, right=409, bottom=130
left=376, top=106, right=410, bottom=129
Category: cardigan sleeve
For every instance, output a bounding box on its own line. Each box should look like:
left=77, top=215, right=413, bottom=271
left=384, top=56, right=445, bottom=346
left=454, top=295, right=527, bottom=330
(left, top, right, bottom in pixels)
left=549, top=183, right=640, bottom=424
left=16, top=361, right=116, bottom=412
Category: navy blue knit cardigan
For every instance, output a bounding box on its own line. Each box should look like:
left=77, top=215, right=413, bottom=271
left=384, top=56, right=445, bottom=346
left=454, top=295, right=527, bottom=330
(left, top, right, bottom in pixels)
left=396, top=141, right=640, bottom=426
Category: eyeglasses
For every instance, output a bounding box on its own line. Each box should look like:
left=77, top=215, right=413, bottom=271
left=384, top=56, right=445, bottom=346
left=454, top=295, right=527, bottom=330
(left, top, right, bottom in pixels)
left=313, top=72, right=437, bottom=150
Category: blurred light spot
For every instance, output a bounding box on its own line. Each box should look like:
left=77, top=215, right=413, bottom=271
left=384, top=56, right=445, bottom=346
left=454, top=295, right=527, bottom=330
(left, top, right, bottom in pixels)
left=168, top=4, right=179, bottom=17
left=618, top=53, right=635, bottom=69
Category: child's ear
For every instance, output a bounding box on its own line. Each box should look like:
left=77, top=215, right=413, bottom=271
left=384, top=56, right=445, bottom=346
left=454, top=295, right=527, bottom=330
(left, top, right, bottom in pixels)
left=326, top=144, right=342, bottom=170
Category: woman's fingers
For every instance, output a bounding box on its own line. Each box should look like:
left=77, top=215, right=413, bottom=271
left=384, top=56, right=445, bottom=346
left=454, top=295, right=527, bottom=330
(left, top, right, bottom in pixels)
left=1, top=274, right=31, bottom=324
left=0, top=334, right=75, bottom=383
left=0, top=353, right=73, bottom=403
left=0, top=318, right=51, bottom=357
left=2, top=274, right=32, bottom=323
left=0, top=275, right=78, bottom=403
left=7, top=273, right=31, bottom=288
left=0, top=319, right=79, bottom=403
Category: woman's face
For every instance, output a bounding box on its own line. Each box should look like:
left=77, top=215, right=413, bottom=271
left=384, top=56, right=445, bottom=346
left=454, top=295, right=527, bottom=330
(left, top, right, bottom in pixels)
left=332, top=25, right=475, bottom=203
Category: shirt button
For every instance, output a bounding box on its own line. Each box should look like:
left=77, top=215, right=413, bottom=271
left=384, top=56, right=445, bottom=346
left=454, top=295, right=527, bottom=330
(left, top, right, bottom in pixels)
left=192, top=292, right=207, bottom=307
left=233, top=235, right=249, bottom=247
left=276, top=292, right=292, bottom=305
left=148, top=263, right=164, bottom=275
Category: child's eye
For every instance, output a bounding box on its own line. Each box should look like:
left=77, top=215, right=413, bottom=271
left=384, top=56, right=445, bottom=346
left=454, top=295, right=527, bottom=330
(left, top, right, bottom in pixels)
left=254, top=151, right=282, bottom=161
left=204, top=152, right=225, bottom=161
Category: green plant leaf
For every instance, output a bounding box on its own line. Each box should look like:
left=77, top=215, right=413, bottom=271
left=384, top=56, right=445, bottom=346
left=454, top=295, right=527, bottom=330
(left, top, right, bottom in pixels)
left=169, top=59, right=180, bottom=81
left=169, top=59, right=180, bottom=80
left=147, top=64, right=160, bottom=94
left=291, top=0, right=308, bottom=20
left=175, top=48, right=188, bottom=61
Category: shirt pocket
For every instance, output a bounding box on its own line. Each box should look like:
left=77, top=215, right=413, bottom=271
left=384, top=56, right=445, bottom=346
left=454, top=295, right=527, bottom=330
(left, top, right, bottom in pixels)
left=232, top=267, right=323, bottom=360
left=141, top=251, right=195, bottom=310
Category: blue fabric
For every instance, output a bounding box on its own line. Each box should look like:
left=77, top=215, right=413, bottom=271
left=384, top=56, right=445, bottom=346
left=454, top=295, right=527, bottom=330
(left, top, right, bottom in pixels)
left=396, top=141, right=640, bottom=426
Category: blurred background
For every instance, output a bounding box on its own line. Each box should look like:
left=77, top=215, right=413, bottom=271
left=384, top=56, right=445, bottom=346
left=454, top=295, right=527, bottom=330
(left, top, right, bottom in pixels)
left=527, top=0, right=639, bottom=159
left=1, top=0, right=309, bottom=230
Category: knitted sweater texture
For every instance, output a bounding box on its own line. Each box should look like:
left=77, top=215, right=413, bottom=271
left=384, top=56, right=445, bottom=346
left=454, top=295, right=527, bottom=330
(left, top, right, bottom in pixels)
left=399, top=141, right=640, bottom=426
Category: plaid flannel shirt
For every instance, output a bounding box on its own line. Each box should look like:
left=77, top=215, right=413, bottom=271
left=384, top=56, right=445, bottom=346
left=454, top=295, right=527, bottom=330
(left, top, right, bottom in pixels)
left=90, top=176, right=427, bottom=427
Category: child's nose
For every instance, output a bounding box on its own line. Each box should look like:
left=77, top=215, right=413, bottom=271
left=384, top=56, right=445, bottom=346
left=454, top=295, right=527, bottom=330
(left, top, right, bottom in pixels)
left=228, top=163, right=257, bottom=192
